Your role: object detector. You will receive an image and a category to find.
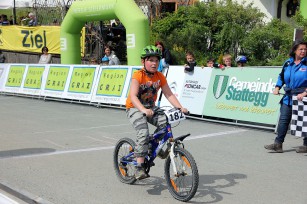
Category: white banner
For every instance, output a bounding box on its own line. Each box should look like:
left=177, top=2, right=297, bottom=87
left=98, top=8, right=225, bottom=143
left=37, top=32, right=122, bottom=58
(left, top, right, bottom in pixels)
left=180, top=67, right=212, bottom=114
left=160, top=66, right=213, bottom=115
left=0, top=64, right=9, bottom=92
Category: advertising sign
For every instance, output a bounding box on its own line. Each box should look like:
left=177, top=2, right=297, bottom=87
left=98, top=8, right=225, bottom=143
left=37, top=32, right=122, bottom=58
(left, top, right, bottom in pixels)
left=91, top=66, right=134, bottom=105
left=3, top=65, right=26, bottom=93
left=179, top=67, right=212, bottom=115
left=203, top=68, right=282, bottom=124
left=66, top=65, right=99, bottom=101
left=41, top=65, right=71, bottom=98
left=22, top=65, right=46, bottom=95
left=0, top=26, right=85, bottom=56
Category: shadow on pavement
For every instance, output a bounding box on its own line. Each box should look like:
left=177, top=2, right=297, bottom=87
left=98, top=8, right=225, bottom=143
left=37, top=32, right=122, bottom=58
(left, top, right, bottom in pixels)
left=0, top=148, right=56, bottom=159
left=134, top=173, right=247, bottom=203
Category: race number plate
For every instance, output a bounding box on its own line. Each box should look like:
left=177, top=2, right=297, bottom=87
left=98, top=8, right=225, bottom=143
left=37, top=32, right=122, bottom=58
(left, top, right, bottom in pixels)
left=165, top=108, right=186, bottom=124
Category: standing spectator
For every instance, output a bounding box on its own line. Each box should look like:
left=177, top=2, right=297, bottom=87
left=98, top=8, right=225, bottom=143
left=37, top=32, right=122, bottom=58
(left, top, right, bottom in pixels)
left=0, top=50, right=6, bottom=63
left=9, top=15, right=13, bottom=25
left=236, top=55, right=247, bottom=67
left=1, top=15, right=10, bottom=25
left=184, top=51, right=197, bottom=72
left=38, top=46, right=52, bottom=64
left=264, top=40, right=307, bottom=153
left=28, top=13, right=37, bottom=26
left=103, top=45, right=120, bottom=65
left=223, top=54, right=233, bottom=67
left=155, top=41, right=173, bottom=72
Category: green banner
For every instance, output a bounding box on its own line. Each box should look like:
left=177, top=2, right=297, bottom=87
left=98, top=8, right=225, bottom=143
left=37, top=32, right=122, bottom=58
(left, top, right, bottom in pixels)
left=23, top=66, right=45, bottom=89
left=203, top=68, right=282, bottom=125
left=45, top=66, right=70, bottom=91
left=68, top=67, right=96, bottom=93
left=5, top=65, right=26, bottom=87
left=96, top=68, right=128, bottom=96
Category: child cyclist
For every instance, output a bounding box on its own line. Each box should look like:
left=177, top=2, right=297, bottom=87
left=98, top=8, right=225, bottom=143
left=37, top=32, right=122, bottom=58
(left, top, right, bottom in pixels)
left=126, top=45, right=188, bottom=180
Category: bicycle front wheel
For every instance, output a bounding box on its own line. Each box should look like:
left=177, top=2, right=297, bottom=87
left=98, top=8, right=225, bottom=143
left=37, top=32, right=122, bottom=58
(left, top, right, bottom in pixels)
left=164, top=147, right=199, bottom=202
left=113, top=138, right=137, bottom=184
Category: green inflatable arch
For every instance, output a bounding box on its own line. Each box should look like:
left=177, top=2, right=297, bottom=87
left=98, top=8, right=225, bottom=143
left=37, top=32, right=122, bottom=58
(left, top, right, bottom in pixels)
left=300, top=0, right=307, bottom=19
left=60, top=0, right=149, bottom=65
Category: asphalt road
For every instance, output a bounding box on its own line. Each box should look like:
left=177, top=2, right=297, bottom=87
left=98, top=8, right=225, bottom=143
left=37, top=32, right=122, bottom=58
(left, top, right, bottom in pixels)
left=0, top=95, right=306, bottom=204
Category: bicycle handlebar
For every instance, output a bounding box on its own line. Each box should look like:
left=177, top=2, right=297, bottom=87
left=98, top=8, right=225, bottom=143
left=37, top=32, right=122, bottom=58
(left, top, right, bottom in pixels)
left=142, top=107, right=189, bottom=117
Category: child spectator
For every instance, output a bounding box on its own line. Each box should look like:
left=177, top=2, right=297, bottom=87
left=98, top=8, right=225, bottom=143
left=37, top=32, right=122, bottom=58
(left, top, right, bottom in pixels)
left=236, top=55, right=247, bottom=67
left=101, top=56, right=109, bottom=65
left=184, top=51, right=197, bottom=72
left=206, top=58, right=215, bottom=68
left=89, top=58, right=98, bottom=65
left=223, top=54, right=232, bottom=67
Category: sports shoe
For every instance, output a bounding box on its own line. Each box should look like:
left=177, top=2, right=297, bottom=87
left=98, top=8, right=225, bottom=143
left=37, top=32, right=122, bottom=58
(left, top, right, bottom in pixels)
left=296, top=145, right=307, bottom=153
left=264, top=143, right=283, bottom=153
left=135, top=167, right=149, bottom=180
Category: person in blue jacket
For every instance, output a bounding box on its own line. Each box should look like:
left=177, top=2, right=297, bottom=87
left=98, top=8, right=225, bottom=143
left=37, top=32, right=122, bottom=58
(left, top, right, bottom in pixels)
left=265, top=40, right=307, bottom=153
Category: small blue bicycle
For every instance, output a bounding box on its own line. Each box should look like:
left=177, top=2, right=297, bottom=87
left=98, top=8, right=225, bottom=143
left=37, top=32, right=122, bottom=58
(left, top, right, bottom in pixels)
left=113, top=107, right=199, bottom=202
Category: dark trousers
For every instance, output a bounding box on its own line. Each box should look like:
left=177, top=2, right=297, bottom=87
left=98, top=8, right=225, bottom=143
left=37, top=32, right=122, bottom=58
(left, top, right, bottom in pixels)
left=275, top=104, right=307, bottom=145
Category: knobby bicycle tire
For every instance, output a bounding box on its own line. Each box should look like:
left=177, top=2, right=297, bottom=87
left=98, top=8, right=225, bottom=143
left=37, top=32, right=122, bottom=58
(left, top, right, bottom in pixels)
left=113, top=137, right=137, bottom=184
left=164, top=147, right=199, bottom=202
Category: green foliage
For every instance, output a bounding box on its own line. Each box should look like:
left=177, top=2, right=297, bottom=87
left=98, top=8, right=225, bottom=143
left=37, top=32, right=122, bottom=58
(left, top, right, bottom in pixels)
left=150, top=1, right=304, bottom=66
left=242, top=19, right=294, bottom=66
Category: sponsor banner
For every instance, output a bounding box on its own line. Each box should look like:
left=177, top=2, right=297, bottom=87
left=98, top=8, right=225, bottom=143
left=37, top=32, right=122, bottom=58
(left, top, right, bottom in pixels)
left=21, top=65, right=46, bottom=95
left=159, top=66, right=186, bottom=108
left=65, top=65, right=99, bottom=101
left=91, top=66, right=140, bottom=105
left=203, top=67, right=282, bottom=124
left=0, top=64, right=9, bottom=91
left=179, top=67, right=212, bottom=115
left=3, top=64, right=27, bottom=93
left=159, top=66, right=210, bottom=115
left=0, top=26, right=85, bottom=56
left=41, top=65, right=71, bottom=98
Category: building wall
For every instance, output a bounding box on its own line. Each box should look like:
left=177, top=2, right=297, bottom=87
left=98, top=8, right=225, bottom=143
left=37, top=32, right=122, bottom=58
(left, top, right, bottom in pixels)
left=201, top=0, right=298, bottom=23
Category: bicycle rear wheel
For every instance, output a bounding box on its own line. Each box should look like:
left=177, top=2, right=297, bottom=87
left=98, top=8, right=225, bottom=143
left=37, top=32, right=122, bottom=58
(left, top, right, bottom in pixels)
left=164, top=147, right=199, bottom=202
left=113, top=138, right=137, bottom=184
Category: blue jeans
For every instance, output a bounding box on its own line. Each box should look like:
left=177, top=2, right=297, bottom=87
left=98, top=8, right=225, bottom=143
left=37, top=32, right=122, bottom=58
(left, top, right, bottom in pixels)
left=275, top=104, right=307, bottom=145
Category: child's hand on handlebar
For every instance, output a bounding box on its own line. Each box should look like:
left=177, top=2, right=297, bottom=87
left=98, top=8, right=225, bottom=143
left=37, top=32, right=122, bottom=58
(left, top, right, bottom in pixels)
left=142, top=108, right=154, bottom=117
left=181, top=107, right=189, bottom=114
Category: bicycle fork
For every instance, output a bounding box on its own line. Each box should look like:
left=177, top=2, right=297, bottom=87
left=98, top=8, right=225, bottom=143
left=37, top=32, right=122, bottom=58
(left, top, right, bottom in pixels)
left=169, top=143, right=186, bottom=177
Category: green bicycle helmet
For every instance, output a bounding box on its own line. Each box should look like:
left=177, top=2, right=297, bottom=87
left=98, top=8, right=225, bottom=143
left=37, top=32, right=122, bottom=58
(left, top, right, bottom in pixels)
left=140, top=45, right=162, bottom=59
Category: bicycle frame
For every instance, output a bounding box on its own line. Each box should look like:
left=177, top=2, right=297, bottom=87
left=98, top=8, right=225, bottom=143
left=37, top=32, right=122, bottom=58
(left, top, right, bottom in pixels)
left=120, top=122, right=173, bottom=167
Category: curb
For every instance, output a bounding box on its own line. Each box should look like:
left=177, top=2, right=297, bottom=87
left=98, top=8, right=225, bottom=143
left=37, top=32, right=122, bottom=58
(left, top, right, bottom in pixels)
left=0, top=180, right=53, bottom=204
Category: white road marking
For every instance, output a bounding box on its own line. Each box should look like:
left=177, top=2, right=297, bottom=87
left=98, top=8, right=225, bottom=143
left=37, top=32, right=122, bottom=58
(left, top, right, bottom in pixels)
left=0, top=129, right=248, bottom=160
left=186, top=129, right=248, bottom=140
left=0, top=193, right=20, bottom=204
left=44, top=139, right=66, bottom=148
